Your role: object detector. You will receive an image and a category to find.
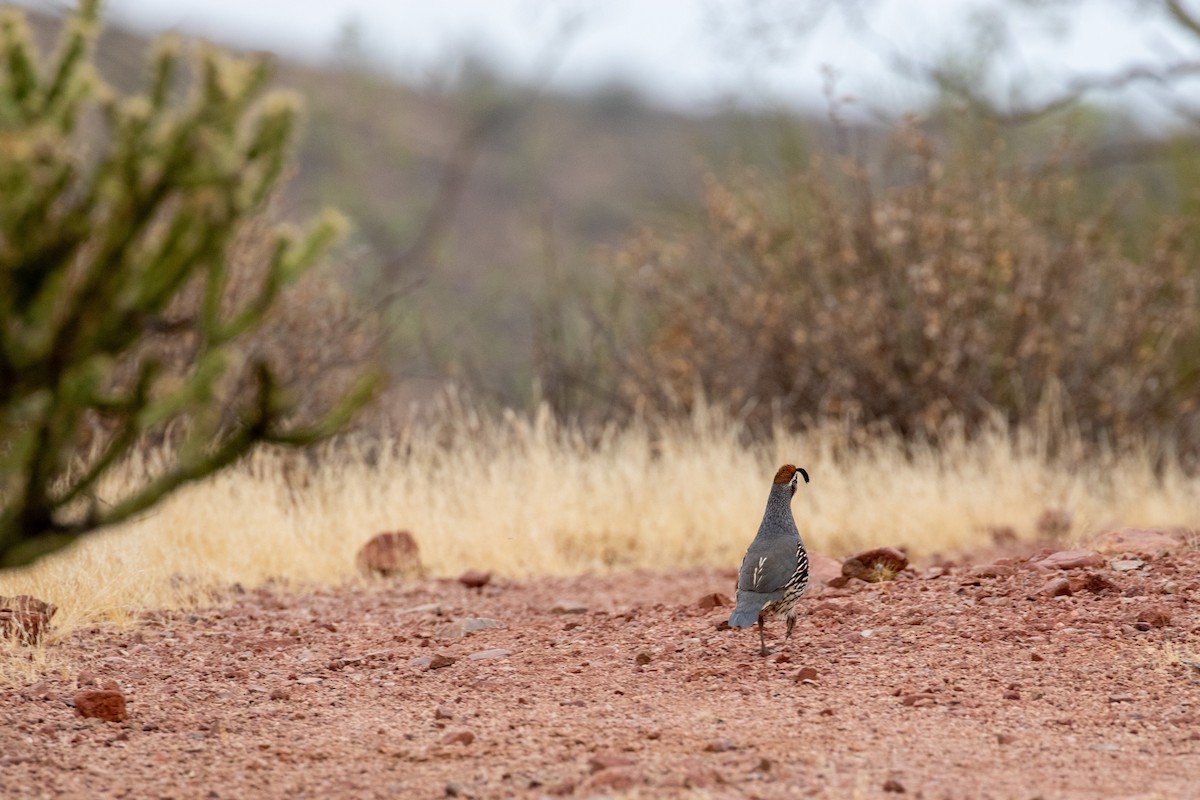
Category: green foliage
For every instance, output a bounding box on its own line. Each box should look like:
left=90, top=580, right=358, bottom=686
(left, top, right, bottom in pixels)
left=0, top=1, right=379, bottom=567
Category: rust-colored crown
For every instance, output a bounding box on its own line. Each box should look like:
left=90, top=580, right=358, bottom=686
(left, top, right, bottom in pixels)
left=772, top=464, right=798, bottom=485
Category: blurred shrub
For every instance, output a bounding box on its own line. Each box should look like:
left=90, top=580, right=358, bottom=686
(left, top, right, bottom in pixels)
left=607, top=123, right=1200, bottom=454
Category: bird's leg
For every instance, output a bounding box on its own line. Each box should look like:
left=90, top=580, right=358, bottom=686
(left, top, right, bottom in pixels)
left=785, top=612, right=797, bottom=642
left=757, top=615, right=770, bottom=657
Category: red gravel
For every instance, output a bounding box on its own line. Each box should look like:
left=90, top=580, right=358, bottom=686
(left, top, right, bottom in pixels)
left=3, top=546, right=1200, bottom=798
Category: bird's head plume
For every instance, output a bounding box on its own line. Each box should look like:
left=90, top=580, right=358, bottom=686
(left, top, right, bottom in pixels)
left=773, top=464, right=810, bottom=496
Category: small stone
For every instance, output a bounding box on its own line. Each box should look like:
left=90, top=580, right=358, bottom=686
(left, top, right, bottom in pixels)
left=583, top=769, right=637, bottom=792
left=550, top=600, right=588, bottom=614
left=1108, top=694, right=1134, bottom=703
left=969, top=564, right=1014, bottom=579
left=399, top=603, right=442, bottom=615
left=76, top=670, right=97, bottom=687
left=296, top=676, right=322, bottom=685
left=444, top=782, right=465, bottom=797
left=462, top=618, right=503, bottom=633
left=996, top=733, right=1015, bottom=745
left=1003, top=690, right=1021, bottom=700
left=1036, top=550, right=1103, bottom=571
left=704, top=738, right=736, bottom=752
left=842, top=547, right=909, bottom=583
left=883, top=778, right=906, bottom=793
left=73, top=690, right=127, bottom=722
left=696, top=592, right=731, bottom=610
left=440, top=729, right=475, bottom=745
left=1136, top=605, right=1171, bottom=629
left=269, top=688, right=290, bottom=701
left=1110, top=559, right=1145, bottom=572
left=468, top=649, right=511, bottom=661
left=795, top=666, right=819, bottom=682
left=634, top=651, right=653, bottom=666
left=458, top=570, right=492, bottom=589
left=428, top=653, right=458, bottom=670
left=588, top=752, right=634, bottom=772
left=901, top=693, right=937, bottom=707
left=355, top=531, right=423, bottom=579
left=435, top=705, right=454, bottom=720
left=437, top=622, right=468, bottom=641
left=1035, top=578, right=1072, bottom=598
left=1071, top=572, right=1117, bottom=595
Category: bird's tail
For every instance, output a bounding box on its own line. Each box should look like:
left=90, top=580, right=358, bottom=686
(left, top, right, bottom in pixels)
left=728, top=593, right=764, bottom=628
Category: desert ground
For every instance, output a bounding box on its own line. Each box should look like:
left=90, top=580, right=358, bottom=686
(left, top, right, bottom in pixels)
left=3, top=533, right=1199, bottom=800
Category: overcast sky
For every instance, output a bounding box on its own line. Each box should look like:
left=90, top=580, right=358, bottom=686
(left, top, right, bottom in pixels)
left=23, top=0, right=1200, bottom=121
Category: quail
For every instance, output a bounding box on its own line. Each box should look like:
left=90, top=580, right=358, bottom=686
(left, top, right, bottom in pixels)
left=728, top=464, right=811, bottom=656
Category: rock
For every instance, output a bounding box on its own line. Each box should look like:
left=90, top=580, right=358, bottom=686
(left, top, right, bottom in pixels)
left=437, top=616, right=502, bottom=641
left=1035, top=578, right=1072, bottom=598
left=550, top=600, right=588, bottom=614
left=399, top=603, right=442, bottom=615
left=1110, top=558, right=1145, bottom=572
left=436, top=622, right=467, bottom=641
left=1070, top=572, right=1117, bottom=595
left=696, top=592, right=731, bottom=610
left=583, top=769, right=637, bottom=792
left=704, top=738, right=736, bottom=752
left=74, top=690, right=127, bottom=722
left=883, top=778, right=907, bottom=793
left=355, top=531, right=423, bottom=579
left=969, top=564, right=1014, bottom=579
left=1036, top=508, right=1073, bottom=537
left=996, top=733, right=1016, bottom=745
left=842, top=547, right=908, bottom=583
left=588, top=752, right=634, bottom=772
left=440, top=729, right=475, bottom=745
left=463, top=618, right=503, bottom=633
left=808, top=553, right=844, bottom=585
left=435, top=705, right=454, bottom=720
left=795, top=666, right=819, bottom=683
left=468, top=649, right=511, bottom=661
left=1035, top=550, right=1103, bottom=570
left=1136, top=605, right=1171, bottom=629
left=1093, top=527, right=1188, bottom=555
left=458, top=570, right=492, bottom=589
left=0, top=595, right=57, bottom=644
left=429, top=653, right=458, bottom=669
left=269, top=688, right=290, bottom=701
left=634, top=651, right=653, bottom=666
left=901, top=693, right=937, bottom=707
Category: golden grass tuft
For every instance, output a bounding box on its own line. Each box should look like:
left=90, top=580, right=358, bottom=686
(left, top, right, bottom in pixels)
left=2, top=401, right=1199, bottom=636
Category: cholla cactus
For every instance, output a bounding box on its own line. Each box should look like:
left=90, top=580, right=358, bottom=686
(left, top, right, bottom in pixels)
left=0, top=1, right=378, bottom=567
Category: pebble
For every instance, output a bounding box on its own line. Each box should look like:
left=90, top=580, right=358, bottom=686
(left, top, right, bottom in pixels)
left=588, top=752, right=634, bottom=772
left=883, top=778, right=907, bottom=793
left=73, top=690, right=127, bottom=723
left=468, top=649, right=511, bottom=661
left=440, top=729, right=475, bottom=745
left=1110, top=559, right=1145, bottom=572
left=704, top=738, right=736, bottom=752
left=550, top=600, right=588, bottom=614
left=695, top=593, right=731, bottom=610
left=1036, top=550, right=1103, bottom=570
left=458, top=570, right=492, bottom=589
left=1036, top=578, right=1072, bottom=598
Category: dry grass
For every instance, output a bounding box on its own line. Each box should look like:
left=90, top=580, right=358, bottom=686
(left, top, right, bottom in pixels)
left=2, top=399, right=1198, bottom=637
